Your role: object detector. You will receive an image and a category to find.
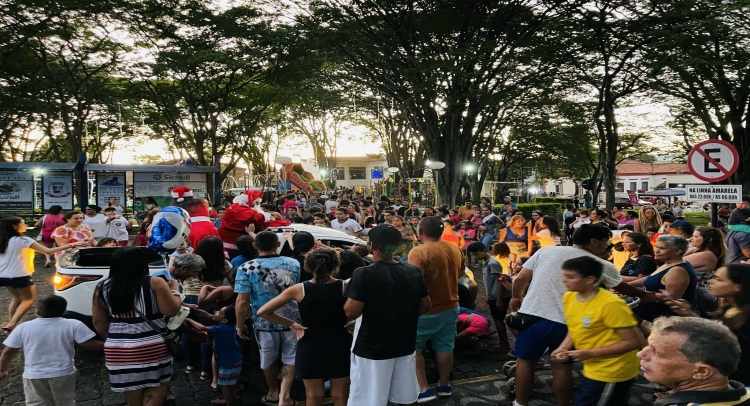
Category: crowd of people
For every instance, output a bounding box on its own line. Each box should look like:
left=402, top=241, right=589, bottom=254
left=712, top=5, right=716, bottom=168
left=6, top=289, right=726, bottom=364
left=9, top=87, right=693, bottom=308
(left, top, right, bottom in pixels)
left=0, top=187, right=749, bottom=406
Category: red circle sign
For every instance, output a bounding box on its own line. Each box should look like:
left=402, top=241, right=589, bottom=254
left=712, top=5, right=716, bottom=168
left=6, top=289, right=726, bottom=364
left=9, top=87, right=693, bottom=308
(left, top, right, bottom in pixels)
left=687, top=139, right=739, bottom=183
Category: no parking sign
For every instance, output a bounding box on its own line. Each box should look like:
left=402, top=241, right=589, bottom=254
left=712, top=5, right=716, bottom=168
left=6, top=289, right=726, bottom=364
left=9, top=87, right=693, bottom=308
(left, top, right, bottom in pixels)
left=687, top=140, right=739, bottom=183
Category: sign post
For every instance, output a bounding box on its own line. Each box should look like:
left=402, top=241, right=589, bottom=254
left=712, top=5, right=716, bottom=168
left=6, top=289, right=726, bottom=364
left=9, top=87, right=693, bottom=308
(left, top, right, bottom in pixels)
left=687, top=140, right=740, bottom=227
left=41, top=173, right=74, bottom=210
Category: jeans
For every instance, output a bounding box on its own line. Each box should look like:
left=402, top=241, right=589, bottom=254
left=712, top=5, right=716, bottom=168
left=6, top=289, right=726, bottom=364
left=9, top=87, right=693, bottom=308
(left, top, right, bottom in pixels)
left=481, top=232, right=496, bottom=250
left=180, top=295, right=214, bottom=372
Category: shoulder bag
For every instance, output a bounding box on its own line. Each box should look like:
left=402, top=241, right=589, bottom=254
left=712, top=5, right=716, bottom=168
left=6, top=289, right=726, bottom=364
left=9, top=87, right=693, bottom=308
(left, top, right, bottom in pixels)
left=505, top=312, right=543, bottom=331
left=135, top=277, right=181, bottom=356
left=133, top=306, right=182, bottom=357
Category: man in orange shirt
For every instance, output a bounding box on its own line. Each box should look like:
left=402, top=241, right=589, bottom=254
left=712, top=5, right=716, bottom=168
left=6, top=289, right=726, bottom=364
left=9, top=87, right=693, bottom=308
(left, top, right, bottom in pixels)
left=408, top=217, right=465, bottom=402
left=458, top=200, right=473, bottom=220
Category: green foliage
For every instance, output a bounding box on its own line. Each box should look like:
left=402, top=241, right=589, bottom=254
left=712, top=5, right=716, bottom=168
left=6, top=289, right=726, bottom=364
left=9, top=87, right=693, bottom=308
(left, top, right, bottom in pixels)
left=516, top=203, right=562, bottom=219
left=533, top=197, right=575, bottom=207
left=493, top=203, right=561, bottom=219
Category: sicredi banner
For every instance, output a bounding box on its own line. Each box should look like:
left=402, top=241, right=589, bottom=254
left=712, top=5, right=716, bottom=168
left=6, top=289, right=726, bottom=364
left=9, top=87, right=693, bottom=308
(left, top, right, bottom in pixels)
left=0, top=170, right=33, bottom=211
left=134, top=172, right=207, bottom=207
left=96, top=172, right=126, bottom=208
left=41, top=173, right=74, bottom=210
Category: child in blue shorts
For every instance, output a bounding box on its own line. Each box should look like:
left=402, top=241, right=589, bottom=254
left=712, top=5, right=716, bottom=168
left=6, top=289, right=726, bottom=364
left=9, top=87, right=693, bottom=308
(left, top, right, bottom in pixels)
left=187, top=305, right=243, bottom=405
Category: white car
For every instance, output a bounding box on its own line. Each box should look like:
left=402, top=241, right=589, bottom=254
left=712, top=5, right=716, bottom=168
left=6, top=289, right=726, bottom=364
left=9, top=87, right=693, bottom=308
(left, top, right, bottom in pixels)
left=53, top=224, right=366, bottom=326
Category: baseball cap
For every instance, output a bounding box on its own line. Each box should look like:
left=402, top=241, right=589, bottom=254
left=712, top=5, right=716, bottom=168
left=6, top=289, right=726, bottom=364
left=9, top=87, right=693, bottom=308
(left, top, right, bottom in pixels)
left=368, top=224, right=403, bottom=252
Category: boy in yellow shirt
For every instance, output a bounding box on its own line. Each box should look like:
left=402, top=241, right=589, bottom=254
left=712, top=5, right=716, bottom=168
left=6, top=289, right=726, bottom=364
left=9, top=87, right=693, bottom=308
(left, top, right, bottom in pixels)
left=551, top=256, right=645, bottom=406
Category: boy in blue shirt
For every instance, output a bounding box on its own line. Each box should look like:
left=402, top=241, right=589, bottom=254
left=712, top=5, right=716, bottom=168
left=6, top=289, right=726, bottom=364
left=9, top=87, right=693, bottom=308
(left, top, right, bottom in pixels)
left=187, top=305, right=243, bottom=405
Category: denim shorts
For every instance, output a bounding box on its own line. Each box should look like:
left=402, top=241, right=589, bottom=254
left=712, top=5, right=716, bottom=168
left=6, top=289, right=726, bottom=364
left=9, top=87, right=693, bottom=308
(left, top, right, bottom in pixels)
left=0, top=276, right=33, bottom=289
left=415, top=307, right=460, bottom=353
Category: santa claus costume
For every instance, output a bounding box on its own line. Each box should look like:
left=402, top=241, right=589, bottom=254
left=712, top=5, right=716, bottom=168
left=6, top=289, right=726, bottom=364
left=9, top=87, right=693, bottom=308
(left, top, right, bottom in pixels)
left=219, top=190, right=290, bottom=257
left=171, top=186, right=219, bottom=249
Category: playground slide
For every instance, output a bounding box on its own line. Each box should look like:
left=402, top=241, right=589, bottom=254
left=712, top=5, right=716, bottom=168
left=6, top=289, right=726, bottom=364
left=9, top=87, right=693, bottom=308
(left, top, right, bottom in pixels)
left=280, top=163, right=325, bottom=192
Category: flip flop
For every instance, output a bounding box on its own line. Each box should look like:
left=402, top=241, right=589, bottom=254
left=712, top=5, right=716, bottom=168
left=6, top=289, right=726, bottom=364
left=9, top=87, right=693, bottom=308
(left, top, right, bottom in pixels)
left=260, top=396, right=279, bottom=405
left=210, top=399, right=227, bottom=405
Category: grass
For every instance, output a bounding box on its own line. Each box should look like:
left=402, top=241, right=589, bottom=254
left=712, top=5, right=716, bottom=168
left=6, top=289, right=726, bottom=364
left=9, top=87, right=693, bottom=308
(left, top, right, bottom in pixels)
left=682, top=211, right=711, bottom=227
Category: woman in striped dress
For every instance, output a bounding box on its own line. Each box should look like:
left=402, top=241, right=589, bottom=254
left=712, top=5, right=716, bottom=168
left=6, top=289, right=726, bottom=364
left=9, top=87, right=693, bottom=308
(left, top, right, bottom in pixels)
left=92, top=247, right=183, bottom=406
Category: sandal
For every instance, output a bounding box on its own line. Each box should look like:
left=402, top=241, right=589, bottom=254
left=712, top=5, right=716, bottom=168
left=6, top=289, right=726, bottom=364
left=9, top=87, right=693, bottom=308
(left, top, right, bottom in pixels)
left=260, top=396, right=279, bottom=405
left=210, top=400, right=227, bottom=405
left=186, top=366, right=198, bottom=373
left=200, top=372, right=212, bottom=380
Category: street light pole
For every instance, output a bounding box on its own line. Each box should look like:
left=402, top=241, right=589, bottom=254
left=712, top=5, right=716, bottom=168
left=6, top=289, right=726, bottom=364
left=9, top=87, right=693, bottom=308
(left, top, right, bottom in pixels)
left=274, top=156, right=292, bottom=194
left=426, top=161, right=445, bottom=207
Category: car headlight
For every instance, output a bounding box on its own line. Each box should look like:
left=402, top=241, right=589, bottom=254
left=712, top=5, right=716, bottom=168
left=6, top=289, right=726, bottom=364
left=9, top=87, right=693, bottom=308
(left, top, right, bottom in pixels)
left=53, top=274, right=102, bottom=291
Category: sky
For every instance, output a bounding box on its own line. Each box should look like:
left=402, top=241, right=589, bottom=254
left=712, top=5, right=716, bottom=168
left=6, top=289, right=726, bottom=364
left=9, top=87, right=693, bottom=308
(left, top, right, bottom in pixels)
left=109, top=99, right=680, bottom=167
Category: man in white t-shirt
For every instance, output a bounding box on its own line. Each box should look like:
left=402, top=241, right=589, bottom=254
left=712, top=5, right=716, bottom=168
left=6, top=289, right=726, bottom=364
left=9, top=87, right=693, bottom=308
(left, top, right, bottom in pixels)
left=0, top=296, right=102, bottom=406
left=508, top=224, right=653, bottom=406
left=103, top=207, right=129, bottom=246
left=82, top=205, right=107, bottom=239
left=331, top=208, right=362, bottom=237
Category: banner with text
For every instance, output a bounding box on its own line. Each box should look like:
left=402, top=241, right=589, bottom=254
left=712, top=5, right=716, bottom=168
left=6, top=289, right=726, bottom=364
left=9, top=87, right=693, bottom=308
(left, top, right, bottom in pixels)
left=686, top=185, right=742, bottom=203
left=0, top=170, right=33, bottom=212
left=96, top=172, right=126, bottom=208
left=134, top=173, right=207, bottom=207
left=41, top=173, right=74, bottom=210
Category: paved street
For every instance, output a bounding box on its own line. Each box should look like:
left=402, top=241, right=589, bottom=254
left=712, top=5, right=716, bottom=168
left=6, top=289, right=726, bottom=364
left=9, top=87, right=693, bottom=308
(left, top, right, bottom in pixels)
left=0, top=252, right=661, bottom=406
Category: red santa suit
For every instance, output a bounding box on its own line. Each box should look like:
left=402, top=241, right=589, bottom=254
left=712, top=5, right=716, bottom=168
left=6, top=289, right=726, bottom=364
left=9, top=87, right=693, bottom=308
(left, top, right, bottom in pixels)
left=171, top=186, right=219, bottom=249
left=219, top=190, right=289, bottom=257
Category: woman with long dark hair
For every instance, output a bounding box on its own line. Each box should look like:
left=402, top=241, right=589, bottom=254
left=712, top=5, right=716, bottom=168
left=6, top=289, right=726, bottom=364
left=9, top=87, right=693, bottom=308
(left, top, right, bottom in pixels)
left=92, top=247, right=182, bottom=405
left=532, top=216, right=562, bottom=247
left=685, top=226, right=726, bottom=274
left=619, top=232, right=657, bottom=282
left=0, top=216, right=86, bottom=333
left=184, top=236, right=230, bottom=378
left=290, top=231, right=316, bottom=282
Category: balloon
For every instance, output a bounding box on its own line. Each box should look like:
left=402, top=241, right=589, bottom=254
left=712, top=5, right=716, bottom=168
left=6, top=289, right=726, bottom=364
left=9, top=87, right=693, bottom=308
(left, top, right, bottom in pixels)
left=147, top=206, right=192, bottom=252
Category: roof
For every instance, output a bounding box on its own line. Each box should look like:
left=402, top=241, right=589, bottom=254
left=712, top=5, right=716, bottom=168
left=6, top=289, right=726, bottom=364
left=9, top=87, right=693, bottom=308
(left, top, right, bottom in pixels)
left=269, top=224, right=366, bottom=244
left=616, top=160, right=690, bottom=175
left=0, top=162, right=76, bottom=171
left=327, top=156, right=387, bottom=163
left=85, top=164, right=220, bottom=173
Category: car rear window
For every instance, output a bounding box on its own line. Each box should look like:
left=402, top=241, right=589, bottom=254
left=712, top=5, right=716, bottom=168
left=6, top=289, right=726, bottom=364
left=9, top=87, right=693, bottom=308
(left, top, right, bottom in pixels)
left=71, top=247, right=167, bottom=267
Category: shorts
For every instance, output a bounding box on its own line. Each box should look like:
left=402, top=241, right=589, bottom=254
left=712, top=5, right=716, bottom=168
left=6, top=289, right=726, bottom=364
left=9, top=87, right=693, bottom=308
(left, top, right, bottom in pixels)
left=575, top=377, right=635, bottom=406
left=254, top=330, right=297, bottom=369
left=217, top=362, right=242, bottom=386
left=487, top=297, right=510, bottom=320
left=24, top=373, right=76, bottom=406
left=40, top=233, right=55, bottom=246
left=117, top=240, right=128, bottom=247
left=514, top=319, right=568, bottom=361
left=458, top=313, right=489, bottom=336
left=348, top=352, right=419, bottom=406
left=415, top=307, right=459, bottom=353
left=0, top=276, right=33, bottom=289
